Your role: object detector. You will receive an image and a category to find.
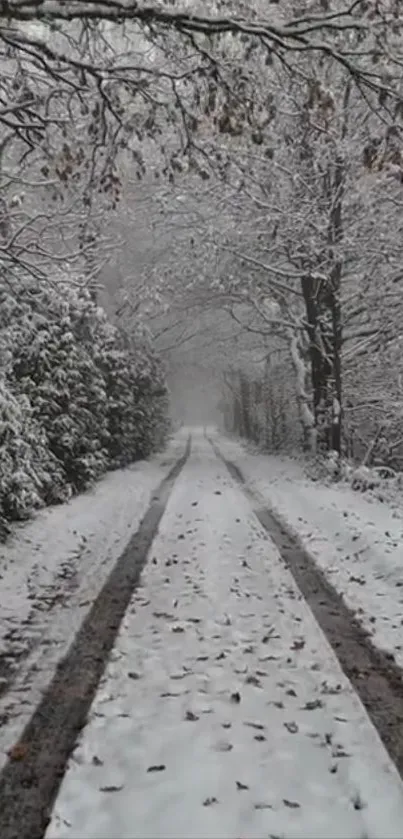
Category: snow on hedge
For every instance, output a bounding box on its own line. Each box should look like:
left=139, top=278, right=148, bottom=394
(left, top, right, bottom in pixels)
left=0, top=273, right=170, bottom=529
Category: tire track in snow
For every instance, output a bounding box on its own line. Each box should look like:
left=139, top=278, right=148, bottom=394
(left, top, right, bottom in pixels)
left=0, top=438, right=191, bottom=839
left=210, top=436, right=403, bottom=780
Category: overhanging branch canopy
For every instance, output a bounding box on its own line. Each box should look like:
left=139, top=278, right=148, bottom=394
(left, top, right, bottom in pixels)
left=0, top=0, right=402, bottom=96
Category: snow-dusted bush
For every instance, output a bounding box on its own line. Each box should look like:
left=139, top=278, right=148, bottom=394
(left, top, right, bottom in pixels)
left=2, top=278, right=110, bottom=493
left=350, top=464, right=381, bottom=492
left=0, top=272, right=169, bottom=531
left=98, top=327, right=169, bottom=467
left=305, top=450, right=342, bottom=484
left=0, top=380, right=68, bottom=523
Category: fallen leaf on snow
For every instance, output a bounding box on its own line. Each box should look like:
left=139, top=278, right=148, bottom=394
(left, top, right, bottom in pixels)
left=284, top=721, right=299, bottom=734
left=236, top=780, right=249, bottom=790
left=283, top=799, right=300, bottom=808
left=245, top=675, right=261, bottom=687
left=214, top=740, right=233, bottom=752
left=185, top=710, right=199, bottom=721
left=332, top=747, right=351, bottom=758
left=352, top=792, right=365, bottom=810
left=99, top=785, right=124, bottom=793
left=259, top=655, right=280, bottom=662
left=7, top=743, right=28, bottom=761
left=160, top=690, right=189, bottom=698
left=262, top=631, right=279, bottom=643
left=321, top=681, right=342, bottom=695
left=302, top=699, right=323, bottom=711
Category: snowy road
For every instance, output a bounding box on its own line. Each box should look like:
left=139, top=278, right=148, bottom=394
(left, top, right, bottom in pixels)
left=46, top=433, right=403, bottom=839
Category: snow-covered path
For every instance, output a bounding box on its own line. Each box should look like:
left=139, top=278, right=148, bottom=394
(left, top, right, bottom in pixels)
left=0, top=433, right=187, bottom=770
left=47, top=433, right=403, bottom=839
left=213, top=432, right=403, bottom=670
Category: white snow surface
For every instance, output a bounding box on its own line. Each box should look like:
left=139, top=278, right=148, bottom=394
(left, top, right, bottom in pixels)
left=47, top=432, right=403, bottom=839
left=214, top=432, right=403, bottom=669
left=0, top=433, right=187, bottom=768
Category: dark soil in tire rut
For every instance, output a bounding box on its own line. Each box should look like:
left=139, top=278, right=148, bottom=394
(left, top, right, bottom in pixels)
left=0, top=438, right=190, bottom=839
left=212, top=438, right=403, bottom=781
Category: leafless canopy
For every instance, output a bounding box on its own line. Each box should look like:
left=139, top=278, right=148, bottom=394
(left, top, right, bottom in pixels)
left=1, top=1, right=402, bottom=91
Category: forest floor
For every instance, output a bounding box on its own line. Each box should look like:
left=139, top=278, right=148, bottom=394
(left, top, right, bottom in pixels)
left=1, top=429, right=403, bottom=839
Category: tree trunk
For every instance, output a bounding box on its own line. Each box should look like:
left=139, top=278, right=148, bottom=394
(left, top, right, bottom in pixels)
left=295, top=84, right=347, bottom=456
left=300, top=276, right=331, bottom=451
left=239, top=374, right=251, bottom=439
left=233, top=393, right=242, bottom=434
left=299, top=152, right=344, bottom=456
left=288, top=326, right=316, bottom=453
left=327, top=155, right=344, bottom=455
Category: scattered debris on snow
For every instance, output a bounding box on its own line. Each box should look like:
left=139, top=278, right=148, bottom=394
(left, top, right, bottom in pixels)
left=214, top=432, right=403, bottom=670
left=47, top=434, right=403, bottom=839
left=0, top=434, right=187, bottom=769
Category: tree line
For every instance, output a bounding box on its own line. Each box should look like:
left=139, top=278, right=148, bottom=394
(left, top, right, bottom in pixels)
left=0, top=271, right=169, bottom=534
